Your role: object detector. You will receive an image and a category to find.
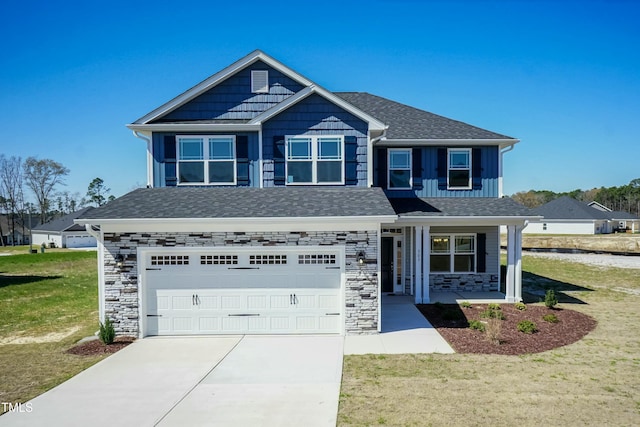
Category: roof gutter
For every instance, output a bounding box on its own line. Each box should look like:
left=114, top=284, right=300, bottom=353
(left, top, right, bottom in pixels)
left=367, top=127, right=389, bottom=186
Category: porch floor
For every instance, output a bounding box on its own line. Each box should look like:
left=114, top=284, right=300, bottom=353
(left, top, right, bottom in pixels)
left=343, top=295, right=455, bottom=355
left=429, top=291, right=507, bottom=304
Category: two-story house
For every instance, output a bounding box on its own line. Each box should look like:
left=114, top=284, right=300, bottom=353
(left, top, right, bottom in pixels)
left=77, top=50, right=536, bottom=338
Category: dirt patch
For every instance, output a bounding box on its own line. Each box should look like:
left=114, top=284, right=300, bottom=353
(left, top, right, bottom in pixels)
left=417, top=303, right=596, bottom=355
left=66, top=337, right=136, bottom=356
left=0, top=326, right=81, bottom=345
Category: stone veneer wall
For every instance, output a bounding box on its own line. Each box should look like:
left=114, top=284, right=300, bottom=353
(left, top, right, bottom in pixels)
left=102, top=230, right=379, bottom=336
left=430, top=273, right=499, bottom=292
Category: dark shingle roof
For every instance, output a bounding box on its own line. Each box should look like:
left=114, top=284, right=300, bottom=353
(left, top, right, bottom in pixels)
left=609, top=211, right=639, bottom=220
left=532, top=197, right=611, bottom=220
left=391, top=197, right=535, bottom=217
left=34, top=207, right=94, bottom=232
left=78, top=187, right=396, bottom=220
left=335, top=92, right=515, bottom=141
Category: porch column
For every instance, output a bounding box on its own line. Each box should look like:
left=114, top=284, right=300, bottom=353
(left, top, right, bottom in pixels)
left=422, top=225, right=430, bottom=303
left=514, top=225, right=523, bottom=302
left=505, top=225, right=516, bottom=302
left=415, top=226, right=423, bottom=304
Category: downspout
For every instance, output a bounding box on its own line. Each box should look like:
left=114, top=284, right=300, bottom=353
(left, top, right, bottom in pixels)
left=367, top=127, right=388, bottom=187
left=132, top=131, right=153, bottom=188
left=85, top=224, right=106, bottom=322
left=499, top=143, right=516, bottom=198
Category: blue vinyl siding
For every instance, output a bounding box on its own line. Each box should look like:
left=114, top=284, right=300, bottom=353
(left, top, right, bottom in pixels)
left=262, top=94, right=369, bottom=187
left=380, top=146, right=499, bottom=197
left=155, top=61, right=304, bottom=122
left=152, top=132, right=260, bottom=187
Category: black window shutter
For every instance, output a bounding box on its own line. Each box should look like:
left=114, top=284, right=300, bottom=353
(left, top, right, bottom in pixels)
left=273, top=136, right=286, bottom=186
left=236, top=135, right=249, bottom=186
left=472, top=148, right=482, bottom=190
left=376, top=148, right=387, bottom=189
left=412, top=148, right=423, bottom=190
left=437, top=148, right=447, bottom=190
left=344, top=136, right=358, bottom=185
left=477, top=233, right=486, bottom=273
left=163, top=135, right=177, bottom=187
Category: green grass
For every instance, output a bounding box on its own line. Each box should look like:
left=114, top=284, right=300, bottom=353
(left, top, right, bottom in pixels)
left=0, top=250, right=104, bottom=411
left=338, top=256, right=640, bottom=426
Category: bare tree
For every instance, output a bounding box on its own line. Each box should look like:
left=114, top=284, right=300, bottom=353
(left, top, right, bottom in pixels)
left=0, top=155, right=25, bottom=245
left=23, top=157, right=69, bottom=223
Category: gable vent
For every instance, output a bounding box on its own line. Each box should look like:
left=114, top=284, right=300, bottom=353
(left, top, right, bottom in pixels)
left=251, top=70, right=269, bottom=93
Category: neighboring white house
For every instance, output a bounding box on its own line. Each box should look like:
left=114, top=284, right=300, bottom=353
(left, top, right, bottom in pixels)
left=524, top=196, right=614, bottom=235
left=32, top=207, right=97, bottom=248
left=588, top=201, right=639, bottom=233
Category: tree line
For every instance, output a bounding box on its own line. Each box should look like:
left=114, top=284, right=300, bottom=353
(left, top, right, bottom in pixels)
left=511, top=178, right=640, bottom=216
left=0, top=155, right=115, bottom=246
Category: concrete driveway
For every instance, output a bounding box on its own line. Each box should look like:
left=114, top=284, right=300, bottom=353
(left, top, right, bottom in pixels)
left=0, top=336, right=344, bottom=427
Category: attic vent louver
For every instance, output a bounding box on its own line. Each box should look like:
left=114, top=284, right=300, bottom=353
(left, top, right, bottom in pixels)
left=251, top=70, right=269, bottom=93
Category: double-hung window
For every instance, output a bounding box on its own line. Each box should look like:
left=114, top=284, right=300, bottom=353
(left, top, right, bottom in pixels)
left=448, top=148, right=471, bottom=189
left=388, top=149, right=412, bottom=189
left=430, top=234, right=476, bottom=273
left=177, top=135, right=236, bottom=185
left=286, top=135, right=344, bottom=184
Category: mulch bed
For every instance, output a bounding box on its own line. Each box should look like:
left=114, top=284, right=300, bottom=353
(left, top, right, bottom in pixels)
left=417, top=303, right=597, bottom=355
left=66, top=337, right=136, bottom=356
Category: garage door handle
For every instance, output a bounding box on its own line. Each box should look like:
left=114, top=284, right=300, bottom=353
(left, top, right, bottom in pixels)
left=147, top=314, right=162, bottom=317
left=325, top=267, right=340, bottom=270
left=325, top=313, right=340, bottom=316
left=228, top=314, right=260, bottom=317
left=146, top=268, right=162, bottom=271
left=228, top=267, right=260, bottom=270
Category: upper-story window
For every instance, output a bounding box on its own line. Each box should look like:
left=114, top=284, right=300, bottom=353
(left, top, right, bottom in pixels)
left=286, top=135, right=344, bottom=184
left=177, top=135, right=236, bottom=185
left=388, top=149, right=412, bottom=189
left=448, top=148, right=471, bottom=189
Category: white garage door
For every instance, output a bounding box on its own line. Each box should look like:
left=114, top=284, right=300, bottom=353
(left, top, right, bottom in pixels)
left=65, top=234, right=97, bottom=248
left=143, top=248, right=343, bottom=336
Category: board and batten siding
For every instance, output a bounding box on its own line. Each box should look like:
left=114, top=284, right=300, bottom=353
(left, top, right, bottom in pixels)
left=377, top=146, right=499, bottom=198
left=262, top=93, right=370, bottom=187
left=155, top=61, right=304, bottom=122
left=151, top=132, right=260, bottom=188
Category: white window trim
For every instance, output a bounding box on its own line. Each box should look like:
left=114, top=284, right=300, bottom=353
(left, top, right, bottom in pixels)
left=430, top=233, right=477, bottom=274
left=176, top=135, right=237, bottom=186
left=447, top=148, right=472, bottom=190
left=251, top=70, right=269, bottom=93
left=285, top=135, right=345, bottom=185
left=388, top=148, right=412, bottom=190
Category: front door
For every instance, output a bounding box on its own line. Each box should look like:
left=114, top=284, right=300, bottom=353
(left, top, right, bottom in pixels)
left=381, top=237, right=394, bottom=293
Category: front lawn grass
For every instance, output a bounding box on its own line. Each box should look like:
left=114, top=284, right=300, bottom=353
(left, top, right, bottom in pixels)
left=338, top=256, right=640, bottom=426
left=0, top=251, right=104, bottom=412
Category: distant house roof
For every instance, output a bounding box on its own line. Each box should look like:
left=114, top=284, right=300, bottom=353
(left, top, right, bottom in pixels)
left=390, top=197, right=536, bottom=217
left=33, top=207, right=95, bottom=233
left=533, top=197, right=611, bottom=220
left=76, top=187, right=396, bottom=221
left=335, top=92, right=516, bottom=142
left=0, top=215, right=38, bottom=235
left=610, top=211, right=639, bottom=220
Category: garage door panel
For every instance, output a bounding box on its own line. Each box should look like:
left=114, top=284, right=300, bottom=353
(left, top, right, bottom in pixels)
left=145, top=249, right=343, bottom=336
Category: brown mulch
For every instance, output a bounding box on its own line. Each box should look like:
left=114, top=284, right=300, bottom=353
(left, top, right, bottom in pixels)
left=66, top=336, right=136, bottom=356
left=417, top=303, right=597, bottom=355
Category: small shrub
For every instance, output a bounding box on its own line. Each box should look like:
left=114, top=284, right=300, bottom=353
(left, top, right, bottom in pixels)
left=469, top=320, right=485, bottom=331
left=461, top=301, right=472, bottom=309
left=99, top=317, right=116, bottom=345
left=517, top=320, right=537, bottom=334
left=433, top=302, right=446, bottom=310
left=487, top=303, right=501, bottom=311
left=480, top=308, right=505, bottom=320
left=545, top=289, right=558, bottom=309
left=543, top=313, right=559, bottom=323
left=514, top=302, right=527, bottom=311
left=486, top=318, right=502, bottom=345
left=442, top=309, right=463, bottom=321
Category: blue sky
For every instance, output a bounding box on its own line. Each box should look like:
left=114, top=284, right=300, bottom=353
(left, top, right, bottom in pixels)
left=1, top=0, right=638, bottom=201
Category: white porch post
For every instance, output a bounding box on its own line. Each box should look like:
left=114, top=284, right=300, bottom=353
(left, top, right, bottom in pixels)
left=415, top=226, right=423, bottom=304
left=515, top=225, right=523, bottom=302
left=422, top=225, right=430, bottom=303
left=505, top=225, right=516, bottom=302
